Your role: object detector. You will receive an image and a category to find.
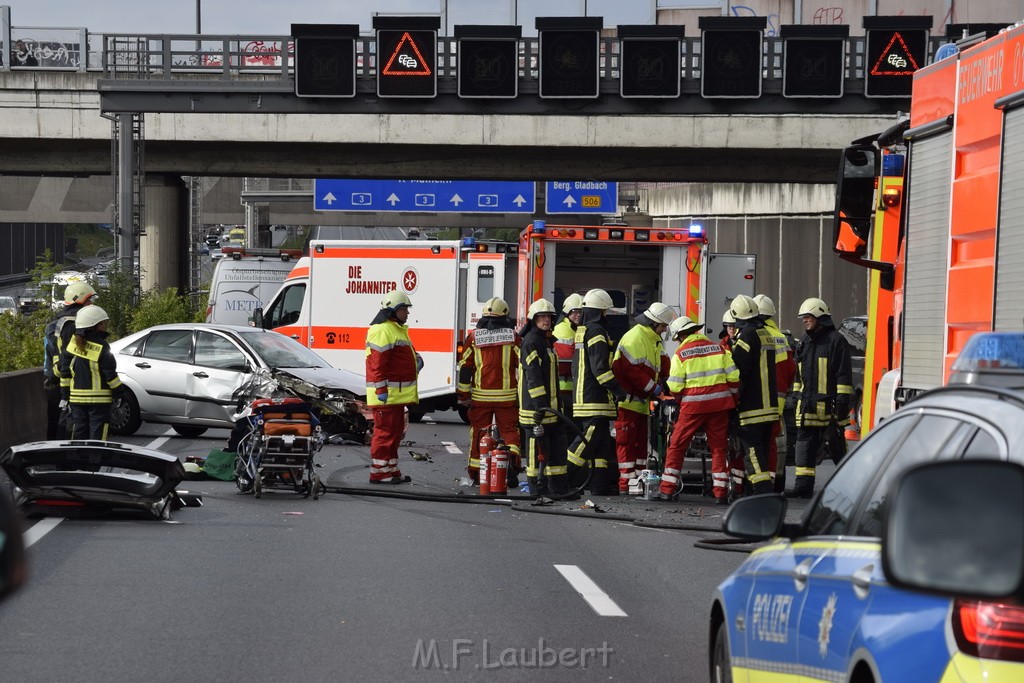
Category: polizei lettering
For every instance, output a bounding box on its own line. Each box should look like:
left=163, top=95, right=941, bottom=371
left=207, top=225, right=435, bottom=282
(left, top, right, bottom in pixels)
left=345, top=265, right=397, bottom=295
left=751, top=593, right=792, bottom=643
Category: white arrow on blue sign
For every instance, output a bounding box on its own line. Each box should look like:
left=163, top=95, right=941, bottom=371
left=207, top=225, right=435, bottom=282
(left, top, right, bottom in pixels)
left=545, top=181, right=618, bottom=214
left=315, top=179, right=536, bottom=214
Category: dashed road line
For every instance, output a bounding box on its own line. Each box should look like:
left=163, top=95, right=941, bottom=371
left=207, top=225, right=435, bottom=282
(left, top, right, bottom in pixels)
left=554, top=564, right=628, bottom=617
left=441, top=441, right=462, bottom=454
left=24, top=518, right=63, bottom=547
left=145, top=427, right=177, bottom=451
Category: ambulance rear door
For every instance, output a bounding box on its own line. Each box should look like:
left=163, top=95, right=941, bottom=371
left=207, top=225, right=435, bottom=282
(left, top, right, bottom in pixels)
left=465, top=251, right=506, bottom=331
left=308, top=240, right=463, bottom=399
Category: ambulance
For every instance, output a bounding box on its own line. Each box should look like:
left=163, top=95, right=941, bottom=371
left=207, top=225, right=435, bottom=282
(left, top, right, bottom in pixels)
left=254, top=238, right=517, bottom=420
left=205, top=247, right=302, bottom=327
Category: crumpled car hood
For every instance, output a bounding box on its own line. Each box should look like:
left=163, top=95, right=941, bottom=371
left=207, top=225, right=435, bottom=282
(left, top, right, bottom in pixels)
left=272, top=366, right=365, bottom=397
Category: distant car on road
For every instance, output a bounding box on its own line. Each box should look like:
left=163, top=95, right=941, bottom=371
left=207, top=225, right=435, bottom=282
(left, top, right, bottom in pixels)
left=0, top=296, right=17, bottom=316
left=107, top=323, right=368, bottom=439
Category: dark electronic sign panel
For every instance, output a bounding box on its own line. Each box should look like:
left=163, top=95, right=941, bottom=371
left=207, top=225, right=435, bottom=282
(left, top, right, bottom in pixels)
left=292, top=24, right=358, bottom=98
left=620, top=29, right=683, bottom=99
left=537, top=18, right=602, bottom=99
left=457, top=28, right=520, bottom=99
left=781, top=25, right=848, bottom=98
left=699, top=17, right=766, bottom=99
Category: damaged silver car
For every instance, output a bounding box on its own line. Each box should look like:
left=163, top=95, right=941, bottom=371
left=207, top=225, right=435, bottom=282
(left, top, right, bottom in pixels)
left=108, top=324, right=370, bottom=442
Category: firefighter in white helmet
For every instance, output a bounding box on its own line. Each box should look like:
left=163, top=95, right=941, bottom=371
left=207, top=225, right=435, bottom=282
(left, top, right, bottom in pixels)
left=458, top=296, right=521, bottom=487
left=753, top=294, right=797, bottom=493
left=517, top=298, right=567, bottom=495
left=787, top=297, right=853, bottom=499
left=567, top=288, right=627, bottom=495
left=727, top=294, right=779, bottom=496
left=365, top=289, right=418, bottom=484
left=610, top=302, right=676, bottom=492
left=719, top=309, right=739, bottom=352
left=45, top=281, right=97, bottom=438
left=57, top=305, right=122, bottom=440
left=659, top=315, right=739, bottom=503
left=553, top=293, right=584, bottom=418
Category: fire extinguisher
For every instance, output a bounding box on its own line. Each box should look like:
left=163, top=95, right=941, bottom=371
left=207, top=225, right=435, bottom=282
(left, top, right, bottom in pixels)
left=479, top=428, right=496, bottom=495
left=489, top=439, right=509, bottom=495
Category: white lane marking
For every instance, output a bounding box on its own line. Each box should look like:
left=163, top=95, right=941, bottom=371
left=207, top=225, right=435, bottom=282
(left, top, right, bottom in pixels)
left=145, top=428, right=176, bottom=451
left=554, top=564, right=628, bottom=617
left=23, top=518, right=64, bottom=547
left=442, top=441, right=462, bottom=454
left=422, top=416, right=435, bottom=424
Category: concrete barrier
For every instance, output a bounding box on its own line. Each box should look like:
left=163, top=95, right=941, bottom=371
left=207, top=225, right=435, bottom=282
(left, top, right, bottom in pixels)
left=0, top=368, right=46, bottom=453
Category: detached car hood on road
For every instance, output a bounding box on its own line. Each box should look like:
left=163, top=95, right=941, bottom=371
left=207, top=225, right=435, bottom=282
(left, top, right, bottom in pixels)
left=1, top=441, right=185, bottom=520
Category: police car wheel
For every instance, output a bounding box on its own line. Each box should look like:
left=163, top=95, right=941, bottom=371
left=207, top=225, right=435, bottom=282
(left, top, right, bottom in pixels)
left=710, top=620, right=732, bottom=683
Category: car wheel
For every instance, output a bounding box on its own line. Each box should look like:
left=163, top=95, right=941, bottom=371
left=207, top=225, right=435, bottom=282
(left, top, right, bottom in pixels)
left=457, top=405, right=470, bottom=425
left=172, top=425, right=208, bottom=438
left=710, top=620, right=733, bottom=683
left=109, top=389, right=142, bottom=436
left=408, top=408, right=427, bottom=423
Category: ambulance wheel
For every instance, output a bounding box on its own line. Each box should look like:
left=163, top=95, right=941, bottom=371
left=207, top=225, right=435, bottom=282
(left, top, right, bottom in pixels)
left=254, top=475, right=262, bottom=499
left=109, top=389, right=142, bottom=436
left=457, top=405, right=470, bottom=425
left=710, top=620, right=733, bottom=683
left=172, top=424, right=208, bottom=438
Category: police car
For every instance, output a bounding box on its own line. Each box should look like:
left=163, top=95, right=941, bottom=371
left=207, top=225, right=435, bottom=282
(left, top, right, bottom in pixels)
left=709, top=332, right=1024, bottom=682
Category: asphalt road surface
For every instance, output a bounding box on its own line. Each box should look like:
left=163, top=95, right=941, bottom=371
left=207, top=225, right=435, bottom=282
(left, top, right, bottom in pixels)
left=0, top=412, right=829, bottom=682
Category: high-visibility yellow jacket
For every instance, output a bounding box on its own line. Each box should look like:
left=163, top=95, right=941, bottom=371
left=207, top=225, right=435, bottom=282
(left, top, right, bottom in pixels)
left=764, top=318, right=797, bottom=412
left=667, top=333, right=739, bottom=414
left=612, top=323, right=666, bottom=415
left=552, top=317, right=576, bottom=394
left=60, top=332, right=122, bottom=404
left=794, top=318, right=853, bottom=427
left=518, top=325, right=559, bottom=426
left=571, top=309, right=625, bottom=419
left=365, top=316, right=418, bottom=407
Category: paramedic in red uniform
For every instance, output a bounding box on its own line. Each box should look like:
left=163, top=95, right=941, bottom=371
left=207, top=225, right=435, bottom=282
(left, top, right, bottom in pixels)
left=364, top=290, right=418, bottom=484
left=458, top=297, right=521, bottom=487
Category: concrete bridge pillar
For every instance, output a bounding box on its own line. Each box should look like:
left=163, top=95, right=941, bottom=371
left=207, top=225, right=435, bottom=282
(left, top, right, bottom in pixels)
left=140, top=174, right=187, bottom=293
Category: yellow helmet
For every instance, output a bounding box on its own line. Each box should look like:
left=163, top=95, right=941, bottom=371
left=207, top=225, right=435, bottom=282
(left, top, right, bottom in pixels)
left=669, top=316, right=702, bottom=339
left=64, top=282, right=96, bottom=305
left=583, top=288, right=614, bottom=310
left=798, top=297, right=831, bottom=318
left=752, top=294, right=776, bottom=317
left=482, top=297, right=510, bottom=317
left=380, top=289, right=412, bottom=310
left=562, top=292, right=584, bottom=313
left=729, top=294, right=760, bottom=321
left=643, top=302, right=678, bottom=326
left=527, top=298, right=556, bottom=319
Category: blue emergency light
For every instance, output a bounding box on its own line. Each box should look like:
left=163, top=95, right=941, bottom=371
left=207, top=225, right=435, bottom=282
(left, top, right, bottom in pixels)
left=688, top=223, right=704, bottom=238
left=461, top=237, right=477, bottom=250
left=532, top=220, right=547, bottom=234
left=882, top=153, right=905, bottom=178
left=952, top=333, right=1024, bottom=372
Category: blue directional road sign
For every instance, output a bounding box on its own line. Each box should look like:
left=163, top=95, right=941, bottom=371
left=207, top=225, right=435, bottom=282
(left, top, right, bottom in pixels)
left=545, top=181, right=618, bottom=214
left=314, top=179, right=536, bottom=213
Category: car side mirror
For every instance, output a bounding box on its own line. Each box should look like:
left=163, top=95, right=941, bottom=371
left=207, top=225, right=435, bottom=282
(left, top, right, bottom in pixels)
left=883, top=460, right=1024, bottom=601
left=251, top=308, right=264, bottom=328
left=0, top=474, right=28, bottom=601
left=723, top=494, right=787, bottom=541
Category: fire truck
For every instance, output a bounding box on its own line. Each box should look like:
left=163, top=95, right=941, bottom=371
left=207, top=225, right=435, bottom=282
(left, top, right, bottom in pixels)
left=833, top=22, right=1024, bottom=433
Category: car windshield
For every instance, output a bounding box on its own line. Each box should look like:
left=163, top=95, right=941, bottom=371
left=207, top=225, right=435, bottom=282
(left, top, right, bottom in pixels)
left=238, top=331, right=327, bottom=369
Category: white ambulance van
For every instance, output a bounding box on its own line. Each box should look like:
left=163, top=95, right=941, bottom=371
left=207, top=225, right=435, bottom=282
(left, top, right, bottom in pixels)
left=206, top=247, right=302, bottom=327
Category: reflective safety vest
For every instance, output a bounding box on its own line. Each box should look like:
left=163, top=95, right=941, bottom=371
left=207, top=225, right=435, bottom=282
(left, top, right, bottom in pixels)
left=612, top=323, right=665, bottom=415
left=457, top=322, right=519, bottom=405
left=552, top=317, right=576, bottom=394
left=667, top=333, right=739, bottom=415
left=518, top=327, right=559, bottom=425
left=572, top=311, right=625, bottom=419
left=64, top=336, right=121, bottom=404
left=794, top=321, right=853, bottom=427
left=764, top=318, right=796, bottom=412
left=365, top=319, right=419, bottom=407
left=730, top=322, right=779, bottom=426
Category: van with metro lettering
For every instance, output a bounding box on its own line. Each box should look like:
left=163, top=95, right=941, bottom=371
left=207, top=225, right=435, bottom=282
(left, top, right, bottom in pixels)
left=206, top=247, right=302, bottom=327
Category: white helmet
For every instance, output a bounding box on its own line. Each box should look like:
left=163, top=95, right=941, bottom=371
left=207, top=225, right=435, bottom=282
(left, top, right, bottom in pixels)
left=527, top=298, right=556, bottom=319
left=643, top=302, right=678, bottom=326
left=482, top=297, right=509, bottom=317
left=729, top=295, right=760, bottom=321
left=722, top=309, right=737, bottom=325
left=583, top=288, right=614, bottom=310
left=562, top=292, right=584, bottom=313
left=381, top=289, right=412, bottom=310
left=753, top=294, right=776, bottom=317
left=669, top=316, right=702, bottom=339
left=75, top=305, right=109, bottom=330
left=64, top=282, right=96, bottom=305
left=798, top=297, right=831, bottom=318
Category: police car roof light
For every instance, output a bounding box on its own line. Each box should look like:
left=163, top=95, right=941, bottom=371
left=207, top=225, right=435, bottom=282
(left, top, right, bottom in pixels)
left=950, top=333, right=1024, bottom=387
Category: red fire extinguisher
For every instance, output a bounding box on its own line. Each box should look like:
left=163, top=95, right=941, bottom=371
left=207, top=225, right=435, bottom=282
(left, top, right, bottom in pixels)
left=489, top=440, right=509, bottom=495
left=479, top=428, right=496, bottom=495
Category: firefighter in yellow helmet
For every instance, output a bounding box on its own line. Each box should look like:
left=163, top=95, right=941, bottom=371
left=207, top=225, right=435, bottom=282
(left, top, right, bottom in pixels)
left=727, top=294, right=779, bottom=496
left=365, top=289, right=418, bottom=484
left=517, top=298, right=567, bottom=495
left=57, top=305, right=122, bottom=440
left=787, top=297, right=853, bottom=499
left=567, top=288, right=627, bottom=495
left=458, top=296, right=521, bottom=487
left=611, top=302, right=675, bottom=492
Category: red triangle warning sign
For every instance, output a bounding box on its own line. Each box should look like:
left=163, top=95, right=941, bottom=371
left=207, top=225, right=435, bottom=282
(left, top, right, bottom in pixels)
left=381, top=32, right=432, bottom=76
left=870, top=32, right=920, bottom=77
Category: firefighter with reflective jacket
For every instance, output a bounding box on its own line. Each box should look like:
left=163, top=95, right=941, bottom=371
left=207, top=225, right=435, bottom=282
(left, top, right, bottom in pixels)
left=365, top=289, right=418, bottom=484
left=728, top=294, right=779, bottom=496
left=660, top=316, right=739, bottom=503
left=753, top=294, right=797, bottom=493
left=611, top=302, right=676, bottom=492
left=518, top=298, right=567, bottom=495
left=567, top=288, right=626, bottom=495
left=458, top=297, right=521, bottom=486
left=57, top=305, right=122, bottom=441
left=45, top=282, right=97, bottom=439
left=787, top=297, right=853, bottom=499
left=553, top=293, right=584, bottom=417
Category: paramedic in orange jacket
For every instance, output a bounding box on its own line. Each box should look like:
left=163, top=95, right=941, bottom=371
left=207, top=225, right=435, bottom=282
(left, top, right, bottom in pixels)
left=364, top=290, right=418, bottom=484
left=458, top=297, right=521, bottom=486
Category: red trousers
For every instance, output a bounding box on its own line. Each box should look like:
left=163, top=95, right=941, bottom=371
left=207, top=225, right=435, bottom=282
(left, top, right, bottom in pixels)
left=467, top=403, right=521, bottom=478
left=370, top=405, right=406, bottom=482
left=660, top=410, right=731, bottom=498
left=615, top=408, right=649, bottom=492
